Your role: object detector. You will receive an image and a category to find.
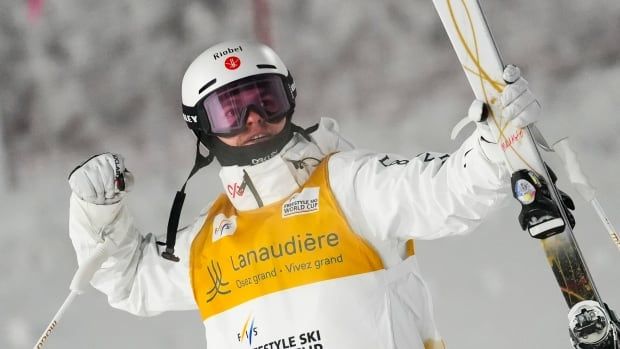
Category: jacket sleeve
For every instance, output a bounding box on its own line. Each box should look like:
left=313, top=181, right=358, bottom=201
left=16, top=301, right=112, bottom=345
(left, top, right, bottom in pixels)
left=328, top=132, right=512, bottom=241
left=69, top=193, right=207, bottom=316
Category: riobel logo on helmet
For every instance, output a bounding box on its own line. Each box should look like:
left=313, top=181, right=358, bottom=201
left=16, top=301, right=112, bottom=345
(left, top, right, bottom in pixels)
left=224, top=56, right=241, bottom=70
left=212, top=46, right=243, bottom=60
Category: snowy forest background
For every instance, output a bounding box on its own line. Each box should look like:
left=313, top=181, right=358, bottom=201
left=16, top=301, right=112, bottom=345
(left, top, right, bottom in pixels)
left=1, top=0, right=619, bottom=348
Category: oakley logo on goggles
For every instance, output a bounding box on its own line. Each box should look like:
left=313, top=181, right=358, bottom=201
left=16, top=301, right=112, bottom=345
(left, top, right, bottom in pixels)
left=201, top=75, right=292, bottom=136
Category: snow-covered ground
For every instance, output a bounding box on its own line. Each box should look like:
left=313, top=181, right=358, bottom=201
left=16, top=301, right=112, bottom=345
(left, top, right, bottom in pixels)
left=1, top=1, right=619, bottom=348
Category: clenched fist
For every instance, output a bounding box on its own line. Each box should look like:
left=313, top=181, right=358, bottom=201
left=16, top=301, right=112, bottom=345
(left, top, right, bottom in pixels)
left=68, top=153, right=133, bottom=205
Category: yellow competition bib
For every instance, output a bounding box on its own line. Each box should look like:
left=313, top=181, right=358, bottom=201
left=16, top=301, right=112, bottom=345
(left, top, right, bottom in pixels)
left=190, top=158, right=385, bottom=321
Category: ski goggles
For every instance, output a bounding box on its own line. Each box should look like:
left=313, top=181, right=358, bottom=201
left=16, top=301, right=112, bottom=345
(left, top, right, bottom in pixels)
left=199, top=75, right=293, bottom=136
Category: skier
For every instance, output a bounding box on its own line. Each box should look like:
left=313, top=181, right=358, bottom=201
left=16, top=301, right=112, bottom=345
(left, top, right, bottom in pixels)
left=67, top=40, right=541, bottom=348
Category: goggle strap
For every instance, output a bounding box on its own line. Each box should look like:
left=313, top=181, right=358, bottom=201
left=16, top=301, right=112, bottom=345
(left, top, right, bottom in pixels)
left=182, top=104, right=200, bottom=130
left=159, top=135, right=214, bottom=262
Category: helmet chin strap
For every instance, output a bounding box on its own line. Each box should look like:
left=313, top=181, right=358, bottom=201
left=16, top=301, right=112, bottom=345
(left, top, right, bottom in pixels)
left=157, top=133, right=214, bottom=262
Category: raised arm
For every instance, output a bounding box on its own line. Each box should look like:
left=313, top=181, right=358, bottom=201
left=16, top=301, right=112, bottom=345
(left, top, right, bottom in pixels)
left=328, top=131, right=511, bottom=241
left=68, top=153, right=202, bottom=316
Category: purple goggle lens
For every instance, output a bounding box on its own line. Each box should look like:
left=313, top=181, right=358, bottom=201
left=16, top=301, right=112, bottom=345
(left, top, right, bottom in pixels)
left=202, top=75, right=291, bottom=136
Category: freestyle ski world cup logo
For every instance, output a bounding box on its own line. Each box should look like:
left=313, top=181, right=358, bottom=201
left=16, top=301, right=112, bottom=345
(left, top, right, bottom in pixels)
left=282, top=187, right=319, bottom=218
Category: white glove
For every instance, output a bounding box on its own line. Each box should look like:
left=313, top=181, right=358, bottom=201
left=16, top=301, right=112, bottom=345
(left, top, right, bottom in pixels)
left=68, top=153, right=133, bottom=205
left=457, top=65, right=541, bottom=164
left=466, top=65, right=541, bottom=141
left=500, top=64, right=541, bottom=128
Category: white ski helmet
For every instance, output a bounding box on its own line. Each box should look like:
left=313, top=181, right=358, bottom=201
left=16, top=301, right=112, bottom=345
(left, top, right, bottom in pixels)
left=180, top=41, right=300, bottom=166
left=182, top=41, right=294, bottom=113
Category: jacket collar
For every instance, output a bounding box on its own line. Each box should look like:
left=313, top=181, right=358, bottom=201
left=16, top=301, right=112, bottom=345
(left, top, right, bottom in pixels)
left=218, top=117, right=353, bottom=211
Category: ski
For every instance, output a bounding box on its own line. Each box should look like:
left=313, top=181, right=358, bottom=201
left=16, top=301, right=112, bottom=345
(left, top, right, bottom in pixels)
left=431, top=0, right=619, bottom=347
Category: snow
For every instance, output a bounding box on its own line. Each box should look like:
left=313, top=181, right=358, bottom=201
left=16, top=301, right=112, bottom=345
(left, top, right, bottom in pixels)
left=1, top=1, right=619, bottom=348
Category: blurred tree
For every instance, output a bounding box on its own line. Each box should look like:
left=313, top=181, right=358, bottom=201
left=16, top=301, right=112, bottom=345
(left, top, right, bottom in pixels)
left=253, top=0, right=272, bottom=46
left=0, top=107, right=7, bottom=189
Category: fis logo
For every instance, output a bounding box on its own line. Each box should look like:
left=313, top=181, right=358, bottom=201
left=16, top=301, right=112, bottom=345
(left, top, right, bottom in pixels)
left=212, top=214, right=237, bottom=242
left=237, top=314, right=258, bottom=346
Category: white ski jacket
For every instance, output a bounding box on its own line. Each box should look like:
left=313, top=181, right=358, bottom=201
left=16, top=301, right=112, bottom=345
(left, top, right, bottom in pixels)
left=69, top=117, right=511, bottom=348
